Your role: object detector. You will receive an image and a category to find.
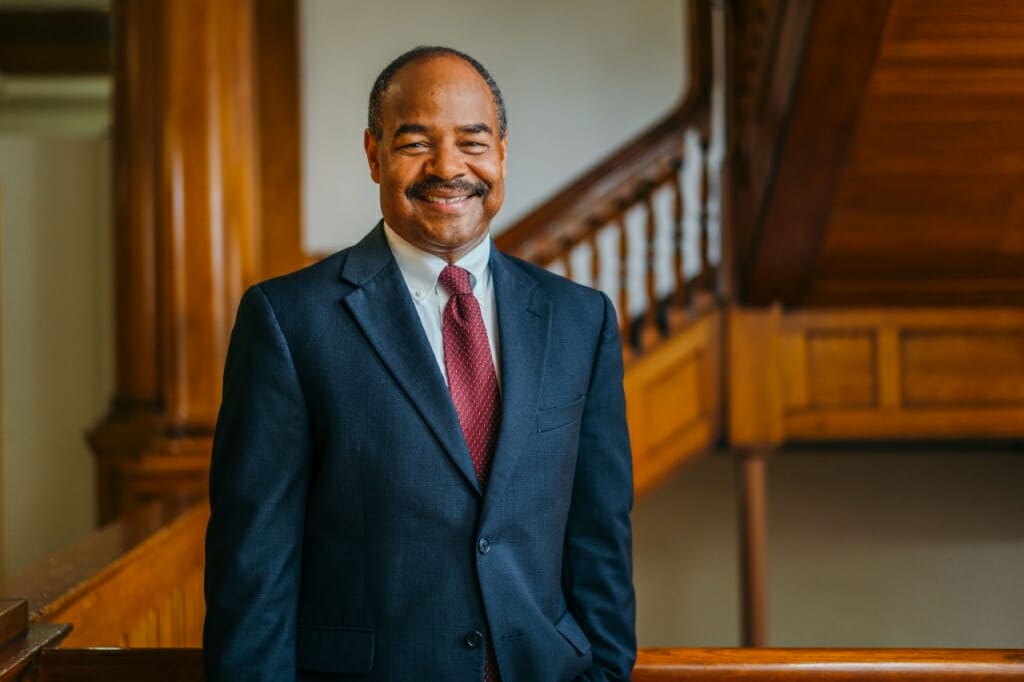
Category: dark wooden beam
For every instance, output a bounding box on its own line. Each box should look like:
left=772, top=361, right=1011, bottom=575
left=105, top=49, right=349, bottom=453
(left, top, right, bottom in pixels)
left=741, top=0, right=892, bottom=306
left=255, top=0, right=306, bottom=279
left=0, top=9, right=110, bottom=76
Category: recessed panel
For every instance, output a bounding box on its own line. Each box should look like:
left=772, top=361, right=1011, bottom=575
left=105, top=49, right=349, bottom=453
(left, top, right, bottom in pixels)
left=806, top=332, right=876, bottom=408
left=903, top=332, right=1024, bottom=406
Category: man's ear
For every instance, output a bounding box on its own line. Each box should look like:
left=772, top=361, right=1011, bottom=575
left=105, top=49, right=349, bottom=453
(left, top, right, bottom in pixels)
left=499, top=134, right=508, bottom=175
left=364, top=129, right=381, bottom=184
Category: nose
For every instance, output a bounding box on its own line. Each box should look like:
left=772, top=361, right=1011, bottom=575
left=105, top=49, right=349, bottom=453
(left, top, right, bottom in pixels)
left=426, top=140, right=464, bottom=180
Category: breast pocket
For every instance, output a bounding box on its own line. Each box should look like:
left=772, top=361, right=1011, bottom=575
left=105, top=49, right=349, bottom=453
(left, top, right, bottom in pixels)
left=536, top=395, right=585, bottom=433
left=296, top=625, right=375, bottom=675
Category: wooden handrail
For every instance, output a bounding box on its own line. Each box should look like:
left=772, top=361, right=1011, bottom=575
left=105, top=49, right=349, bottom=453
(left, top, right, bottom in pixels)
left=634, top=648, right=1024, bottom=680
left=12, top=647, right=1024, bottom=681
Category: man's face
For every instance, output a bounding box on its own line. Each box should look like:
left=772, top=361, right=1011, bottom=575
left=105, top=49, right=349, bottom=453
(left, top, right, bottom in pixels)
left=364, top=55, right=507, bottom=263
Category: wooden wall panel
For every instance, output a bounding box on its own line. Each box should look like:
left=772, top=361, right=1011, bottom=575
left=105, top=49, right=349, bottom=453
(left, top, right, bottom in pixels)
left=730, top=307, right=1024, bottom=445
left=805, top=331, right=876, bottom=408
left=0, top=502, right=206, bottom=649
left=902, top=331, right=1024, bottom=406
left=628, top=309, right=722, bottom=495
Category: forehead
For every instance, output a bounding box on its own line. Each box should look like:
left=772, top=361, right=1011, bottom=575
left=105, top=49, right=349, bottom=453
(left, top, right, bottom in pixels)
left=379, top=55, right=498, bottom=132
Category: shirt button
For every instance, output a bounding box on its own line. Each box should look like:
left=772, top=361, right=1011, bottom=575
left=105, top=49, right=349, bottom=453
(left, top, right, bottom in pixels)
left=465, top=630, right=484, bottom=648
left=477, top=537, right=491, bottom=554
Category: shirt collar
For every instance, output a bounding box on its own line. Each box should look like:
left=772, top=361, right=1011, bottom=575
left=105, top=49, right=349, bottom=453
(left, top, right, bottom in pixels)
left=383, top=221, right=492, bottom=295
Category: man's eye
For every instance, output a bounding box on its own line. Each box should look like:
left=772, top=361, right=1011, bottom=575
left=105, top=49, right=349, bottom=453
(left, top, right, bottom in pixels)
left=400, top=142, right=428, bottom=150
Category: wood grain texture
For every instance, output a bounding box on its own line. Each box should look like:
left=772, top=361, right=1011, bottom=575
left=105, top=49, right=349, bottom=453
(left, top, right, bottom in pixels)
left=634, top=648, right=1024, bottom=680
left=92, top=0, right=264, bottom=519
left=728, top=306, right=785, bottom=446
left=730, top=0, right=1024, bottom=306
left=807, top=0, right=1024, bottom=306
left=730, top=307, right=1024, bottom=445
left=741, top=0, right=892, bottom=306
left=0, top=501, right=206, bottom=648
left=17, top=646, right=1024, bottom=680
left=628, top=308, right=722, bottom=496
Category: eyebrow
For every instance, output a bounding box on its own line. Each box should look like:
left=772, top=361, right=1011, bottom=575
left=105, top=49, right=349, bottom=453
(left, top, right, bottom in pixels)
left=459, top=123, right=493, bottom=135
left=393, top=123, right=430, bottom=137
left=391, top=122, right=494, bottom=138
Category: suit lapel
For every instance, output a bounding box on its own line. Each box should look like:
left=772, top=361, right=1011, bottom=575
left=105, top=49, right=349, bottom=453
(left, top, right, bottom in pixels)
left=340, top=224, right=482, bottom=495
left=482, top=249, right=551, bottom=520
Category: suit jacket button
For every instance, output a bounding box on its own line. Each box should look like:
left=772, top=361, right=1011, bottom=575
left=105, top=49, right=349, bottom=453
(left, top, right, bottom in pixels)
left=465, top=630, right=484, bottom=648
left=477, top=537, right=491, bottom=554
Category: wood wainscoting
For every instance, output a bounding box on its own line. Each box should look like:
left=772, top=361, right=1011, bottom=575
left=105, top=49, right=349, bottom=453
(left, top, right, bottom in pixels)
left=627, top=305, right=722, bottom=496
left=730, top=306, right=1024, bottom=446
left=0, top=501, right=206, bottom=648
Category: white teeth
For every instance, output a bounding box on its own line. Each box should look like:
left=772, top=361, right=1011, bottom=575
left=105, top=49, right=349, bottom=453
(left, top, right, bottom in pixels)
left=424, top=195, right=469, bottom=204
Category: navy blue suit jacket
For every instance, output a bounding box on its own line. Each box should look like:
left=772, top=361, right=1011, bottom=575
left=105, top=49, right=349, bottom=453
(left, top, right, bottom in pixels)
left=204, top=223, right=636, bottom=681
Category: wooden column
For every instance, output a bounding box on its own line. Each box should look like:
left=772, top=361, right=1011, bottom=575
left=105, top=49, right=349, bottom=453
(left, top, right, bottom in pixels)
left=90, top=0, right=263, bottom=521
left=737, top=449, right=768, bottom=647
left=728, top=307, right=783, bottom=646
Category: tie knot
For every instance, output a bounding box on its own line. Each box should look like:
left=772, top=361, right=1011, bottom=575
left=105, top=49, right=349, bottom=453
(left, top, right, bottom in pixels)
left=439, top=265, right=473, bottom=296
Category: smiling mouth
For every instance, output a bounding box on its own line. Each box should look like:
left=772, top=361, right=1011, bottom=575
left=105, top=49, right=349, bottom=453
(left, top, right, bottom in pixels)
left=407, top=178, right=488, bottom=208
left=422, top=194, right=473, bottom=205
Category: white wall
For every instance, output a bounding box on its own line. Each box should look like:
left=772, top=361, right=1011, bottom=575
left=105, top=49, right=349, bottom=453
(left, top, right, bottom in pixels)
left=0, top=136, right=112, bottom=577
left=633, top=450, right=1024, bottom=647
left=300, top=0, right=685, bottom=251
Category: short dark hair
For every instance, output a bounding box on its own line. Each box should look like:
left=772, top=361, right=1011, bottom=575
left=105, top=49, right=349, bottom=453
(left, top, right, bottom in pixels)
left=367, top=46, right=507, bottom=141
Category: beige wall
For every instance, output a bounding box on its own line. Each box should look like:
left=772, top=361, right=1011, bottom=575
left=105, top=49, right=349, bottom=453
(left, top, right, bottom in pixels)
left=0, top=135, right=112, bottom=577
left=300, top=0, right=685, bottom=251
left=634, top=449, right=1024, bottom=647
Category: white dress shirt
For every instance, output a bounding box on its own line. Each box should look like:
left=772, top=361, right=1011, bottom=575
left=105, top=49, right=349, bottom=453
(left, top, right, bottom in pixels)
left=383, top=222, right=501, bottom=388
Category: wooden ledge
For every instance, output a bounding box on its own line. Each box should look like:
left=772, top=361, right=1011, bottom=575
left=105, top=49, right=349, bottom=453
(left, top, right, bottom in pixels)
left=0, top=500, right=204, bottom=623
left=634, top=648, right=1024, bottom=680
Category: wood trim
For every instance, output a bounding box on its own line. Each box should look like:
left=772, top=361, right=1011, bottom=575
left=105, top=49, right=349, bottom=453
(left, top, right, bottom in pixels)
left=14, top=646, right=1024, bottom=680
left=742, top=0, right=893, bottom=306
left=633, top=648, right=1024, bottom=680
left=34, top=648, right=204, bottom=682
left=727, top=305, right=784, bottom=446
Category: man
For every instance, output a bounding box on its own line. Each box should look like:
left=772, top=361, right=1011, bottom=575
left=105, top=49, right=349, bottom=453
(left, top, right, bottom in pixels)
left=204, top=46, right=635, bottom=681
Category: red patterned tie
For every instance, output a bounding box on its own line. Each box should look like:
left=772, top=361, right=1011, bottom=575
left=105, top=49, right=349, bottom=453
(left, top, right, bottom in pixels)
left=438, top=264, right=502, bottom=682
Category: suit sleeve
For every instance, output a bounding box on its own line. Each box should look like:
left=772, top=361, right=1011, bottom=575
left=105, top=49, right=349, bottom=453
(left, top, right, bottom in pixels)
left=565, top=293, right=637, bottom=681
left=204, top=285, right=312, bottom=682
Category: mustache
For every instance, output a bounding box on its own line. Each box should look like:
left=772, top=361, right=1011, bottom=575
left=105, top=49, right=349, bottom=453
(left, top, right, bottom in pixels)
left=405, top=177, right=489, bottom=200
